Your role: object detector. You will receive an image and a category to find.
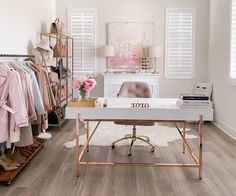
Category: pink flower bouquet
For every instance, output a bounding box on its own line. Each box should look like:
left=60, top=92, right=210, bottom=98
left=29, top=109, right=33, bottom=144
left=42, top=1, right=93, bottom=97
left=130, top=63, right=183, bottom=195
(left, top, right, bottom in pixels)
left=72, top=76, right=97, bottom=99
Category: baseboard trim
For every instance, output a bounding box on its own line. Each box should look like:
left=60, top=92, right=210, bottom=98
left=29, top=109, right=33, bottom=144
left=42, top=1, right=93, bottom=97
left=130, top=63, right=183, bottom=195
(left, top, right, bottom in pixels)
left=213, top=118, right=236, bottom=141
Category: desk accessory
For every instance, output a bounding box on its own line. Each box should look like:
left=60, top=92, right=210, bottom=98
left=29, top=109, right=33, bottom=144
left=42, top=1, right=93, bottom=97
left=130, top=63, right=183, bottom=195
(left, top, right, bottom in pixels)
left=68, top=98, right=98, bottom=107
left=131, top=103, right=149, bottom=108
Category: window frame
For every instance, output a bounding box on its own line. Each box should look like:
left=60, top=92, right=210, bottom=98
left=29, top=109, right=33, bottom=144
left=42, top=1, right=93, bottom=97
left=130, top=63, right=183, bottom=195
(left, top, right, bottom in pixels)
left=230, top=0, right=236, bottom=86
left=67, top=7, right=97, bottom=77
left=164, top=8, right=196, bottom=79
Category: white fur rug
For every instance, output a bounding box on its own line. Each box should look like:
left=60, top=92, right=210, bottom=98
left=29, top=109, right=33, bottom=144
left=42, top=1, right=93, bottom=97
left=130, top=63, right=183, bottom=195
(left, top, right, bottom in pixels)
left=64, top=122, right=197, bottom=148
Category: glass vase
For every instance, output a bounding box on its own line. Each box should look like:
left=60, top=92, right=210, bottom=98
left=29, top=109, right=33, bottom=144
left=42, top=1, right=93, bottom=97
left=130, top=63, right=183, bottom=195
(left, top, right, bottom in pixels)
left=79, top=90, right=88, bottom=101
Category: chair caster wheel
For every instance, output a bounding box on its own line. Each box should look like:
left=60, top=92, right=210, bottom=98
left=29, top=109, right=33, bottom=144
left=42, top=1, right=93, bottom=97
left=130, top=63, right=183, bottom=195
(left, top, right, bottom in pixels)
left=151, top=148, right=155, bottom=153
left=147, top=139, right=150, bottom=142
left=112, top=145, right=115, bottom=149
left=128, top=152, right=132, bottom=156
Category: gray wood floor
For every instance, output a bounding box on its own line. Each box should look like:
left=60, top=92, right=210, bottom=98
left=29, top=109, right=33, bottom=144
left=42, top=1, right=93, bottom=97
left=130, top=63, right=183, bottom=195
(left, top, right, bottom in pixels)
left=0, top=120, right=236, bottom=196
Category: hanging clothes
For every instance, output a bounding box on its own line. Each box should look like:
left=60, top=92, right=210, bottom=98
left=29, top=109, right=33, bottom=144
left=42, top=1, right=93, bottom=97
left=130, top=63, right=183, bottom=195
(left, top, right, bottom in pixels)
left=30, top=63, right=53, bottom=112
left=0, top=65, right=28, bottom=143
left=6, top=62, right=35, bottom=147
left=0, top=59, right=50, bottom=147
left=20, top=62, right=45, bottom=116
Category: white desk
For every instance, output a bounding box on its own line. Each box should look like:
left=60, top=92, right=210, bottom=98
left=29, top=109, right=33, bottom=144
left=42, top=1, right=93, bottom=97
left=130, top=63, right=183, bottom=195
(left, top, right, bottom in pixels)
left=66, top=98, right=214, bottom=179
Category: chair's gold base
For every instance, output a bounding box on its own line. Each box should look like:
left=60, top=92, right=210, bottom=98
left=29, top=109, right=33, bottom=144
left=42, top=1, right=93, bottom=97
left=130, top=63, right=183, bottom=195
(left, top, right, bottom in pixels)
left=111, top=126, right=155, bottom=155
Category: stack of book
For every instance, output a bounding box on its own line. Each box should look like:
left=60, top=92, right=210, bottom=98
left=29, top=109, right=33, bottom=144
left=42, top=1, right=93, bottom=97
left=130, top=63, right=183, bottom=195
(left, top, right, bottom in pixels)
left=177, top=93, right=212, bottom=109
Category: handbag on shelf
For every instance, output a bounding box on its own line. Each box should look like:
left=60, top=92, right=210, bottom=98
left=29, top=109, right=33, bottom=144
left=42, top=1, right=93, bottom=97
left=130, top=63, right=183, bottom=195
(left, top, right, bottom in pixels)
left=39, top=51, right=58, bottom=109
left=51, top=58, right=70, bottom=79
left=60, top=85, right=67, bottom=101
left=53, top=83, right=68, bottom=104
left=53, top=40, right=68, bottom=57
left=50, top=71, right=59, bottom=83
left=50, top=18, right=66, bottom=34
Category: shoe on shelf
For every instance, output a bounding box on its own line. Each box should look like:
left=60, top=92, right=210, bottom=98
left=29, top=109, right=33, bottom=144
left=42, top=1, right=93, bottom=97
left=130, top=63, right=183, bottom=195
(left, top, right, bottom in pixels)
left=24, top=146, right=35, bottom=154
left=0, top=157, right=19, bottom=171
left=0, top=155, right=21, bottom=167
left=6, top=149, right=26, bottom=164
left=35, top=137, right=45, bottom=144
left=18, top=147, right=31, bottom=158
left=6, top=153, right=25, bottom=165
left=23, top=147, right=34, bottom=155
left=33, top=137, right=42, bottom=145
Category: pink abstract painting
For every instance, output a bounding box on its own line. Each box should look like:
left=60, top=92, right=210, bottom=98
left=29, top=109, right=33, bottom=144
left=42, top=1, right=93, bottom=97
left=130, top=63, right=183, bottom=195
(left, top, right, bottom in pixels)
left=108, top=23, right=154, bottom=70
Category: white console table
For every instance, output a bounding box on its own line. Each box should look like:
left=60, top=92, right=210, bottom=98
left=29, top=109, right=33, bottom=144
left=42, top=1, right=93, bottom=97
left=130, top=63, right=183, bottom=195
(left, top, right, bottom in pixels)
left=103, top=73, right=159, bottom=97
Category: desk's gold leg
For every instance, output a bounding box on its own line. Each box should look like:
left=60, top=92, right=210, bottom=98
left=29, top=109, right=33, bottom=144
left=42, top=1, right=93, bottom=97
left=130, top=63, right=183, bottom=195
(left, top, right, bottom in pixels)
left=199, top=115, right=203, bottom=179
left=183, top=122, right=186, bottom=153
left=87, top=121, right=90, bottom=152
left=76, top=114, right=80, bottom=177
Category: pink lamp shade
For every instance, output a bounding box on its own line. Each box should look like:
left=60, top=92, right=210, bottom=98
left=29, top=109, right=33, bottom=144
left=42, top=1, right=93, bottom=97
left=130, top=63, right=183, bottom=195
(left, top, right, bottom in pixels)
left=102, top=45, right=115, bottom=57
left=148, top=46, right=163, bottom=58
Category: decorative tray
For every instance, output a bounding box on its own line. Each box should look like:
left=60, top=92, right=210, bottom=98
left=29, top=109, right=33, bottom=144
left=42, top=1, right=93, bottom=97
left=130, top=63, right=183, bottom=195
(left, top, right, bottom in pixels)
left=68, top=98, right=98, bottom=107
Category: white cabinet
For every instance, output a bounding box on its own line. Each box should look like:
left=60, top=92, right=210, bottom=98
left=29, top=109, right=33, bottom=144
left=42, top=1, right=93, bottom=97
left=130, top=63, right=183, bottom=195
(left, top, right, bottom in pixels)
left=103, top=73, right=159, bottom=97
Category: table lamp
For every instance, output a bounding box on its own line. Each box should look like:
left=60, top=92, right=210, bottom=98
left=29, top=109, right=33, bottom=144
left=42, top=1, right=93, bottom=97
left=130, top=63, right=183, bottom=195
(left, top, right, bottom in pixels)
left=102, top=45, right=114, bottom=73
left=149, top=46, right=162, bottom=74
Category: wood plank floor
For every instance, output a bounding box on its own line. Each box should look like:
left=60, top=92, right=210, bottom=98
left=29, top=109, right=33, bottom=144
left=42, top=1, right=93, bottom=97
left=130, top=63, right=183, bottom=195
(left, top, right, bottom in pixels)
left=0, top=120, right=236, bottom=196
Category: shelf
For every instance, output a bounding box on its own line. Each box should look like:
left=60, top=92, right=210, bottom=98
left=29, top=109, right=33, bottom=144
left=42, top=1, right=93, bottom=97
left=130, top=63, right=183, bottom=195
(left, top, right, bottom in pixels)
left=41, top=32, right=73, bottom=129
left=61, top=104, right=68, bottom=108
left=54, top=56, right=73, bottom=59
left=0, top=140, right=46, bottom=185
left=60, top=94, right=73, bottom=103
left=61, top=75, right=72, bottom=80
left=48, top=118, right=66, bottom=127
left=41, top=33, right=73, bottom=39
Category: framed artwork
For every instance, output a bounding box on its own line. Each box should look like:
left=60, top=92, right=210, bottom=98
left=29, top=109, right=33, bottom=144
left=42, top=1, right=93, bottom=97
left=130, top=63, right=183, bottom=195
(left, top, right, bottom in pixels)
left=107, top=22, right=154, bottom=71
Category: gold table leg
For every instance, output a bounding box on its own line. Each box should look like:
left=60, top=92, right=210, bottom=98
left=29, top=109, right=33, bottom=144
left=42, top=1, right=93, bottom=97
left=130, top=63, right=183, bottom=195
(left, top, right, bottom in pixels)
left=75, top=114, right=80, bottom=177
left=87, top=121, right=89, bottom=152
left=183, top=122, right=186, bottom=153
left=199, top=115, right=203, bottom=179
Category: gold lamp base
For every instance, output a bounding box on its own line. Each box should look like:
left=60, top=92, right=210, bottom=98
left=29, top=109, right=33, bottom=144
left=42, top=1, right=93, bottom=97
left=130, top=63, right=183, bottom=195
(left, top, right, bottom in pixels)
left=152, top=70, right=159, bottom=74
left=104, top=70, right=111, bottom=74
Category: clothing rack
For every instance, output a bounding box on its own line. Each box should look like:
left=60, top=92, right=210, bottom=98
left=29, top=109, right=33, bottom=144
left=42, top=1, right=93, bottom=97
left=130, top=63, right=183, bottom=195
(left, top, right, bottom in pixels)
left=0, top=54, right=35, bottom=58
left=0, top=54, right=35, bottom=62
left=0, top=56, right=45, bottom=185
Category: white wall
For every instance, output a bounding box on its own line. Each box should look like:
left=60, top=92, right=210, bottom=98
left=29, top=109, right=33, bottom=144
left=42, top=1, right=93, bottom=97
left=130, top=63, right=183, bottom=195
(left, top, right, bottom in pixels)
left=56, top=0, right=210, bottom=97
left=0, top=0, right=56, bottom=54
left=209, top=0, right=236, bottom=138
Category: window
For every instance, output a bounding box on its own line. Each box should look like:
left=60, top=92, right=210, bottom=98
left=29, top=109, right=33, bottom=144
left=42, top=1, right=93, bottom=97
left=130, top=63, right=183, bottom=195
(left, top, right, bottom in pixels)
left=230, top=0, right=236, bottom=84
left=68, top=8, right=96, bottom=76
left=165, top=8, right=195, bottom=79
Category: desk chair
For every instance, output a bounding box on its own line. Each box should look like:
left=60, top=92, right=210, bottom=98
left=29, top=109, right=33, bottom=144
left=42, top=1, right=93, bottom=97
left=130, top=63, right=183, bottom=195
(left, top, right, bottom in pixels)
left=111, top=81, right=155, bottom=156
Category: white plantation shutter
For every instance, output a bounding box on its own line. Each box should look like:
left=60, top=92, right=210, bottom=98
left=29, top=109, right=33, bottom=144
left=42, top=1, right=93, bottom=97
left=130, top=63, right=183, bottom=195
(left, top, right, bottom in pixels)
left=165, top=8, right=195, bottom=79
left=230, top=0, right=236, bottom=82
left=68, top=8, right=96, bottom=76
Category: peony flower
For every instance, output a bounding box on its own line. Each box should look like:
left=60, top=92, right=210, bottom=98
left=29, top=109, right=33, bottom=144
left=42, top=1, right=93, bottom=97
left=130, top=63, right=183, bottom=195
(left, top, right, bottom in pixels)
left=84, top=79, right=97, bottom=91
left=72, top=79, right=80, bottom=89
left=73, top=77, right=97, bottom=99
left=78, top=76, right=87, bottom=83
